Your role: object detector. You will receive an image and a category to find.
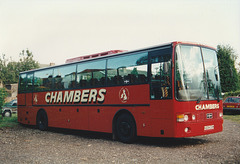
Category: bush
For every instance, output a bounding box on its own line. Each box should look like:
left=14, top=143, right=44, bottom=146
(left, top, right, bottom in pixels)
left=0, top=88, right=8, bottom=112
left=223, top=90, right=240, bottom=100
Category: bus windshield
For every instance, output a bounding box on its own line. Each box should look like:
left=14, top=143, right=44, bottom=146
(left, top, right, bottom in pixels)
left=175, top=45, right=221, bottom=101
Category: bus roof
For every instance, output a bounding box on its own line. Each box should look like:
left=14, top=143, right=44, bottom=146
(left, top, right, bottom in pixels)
left=65, top=50, right=126, bottom=63
left=19, top=41, right=215, bottom=74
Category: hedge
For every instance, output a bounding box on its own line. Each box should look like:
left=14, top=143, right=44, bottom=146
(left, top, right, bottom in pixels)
left=223, top=90, right=240, bottom=100
left=0, top=88, right=8, bottom=112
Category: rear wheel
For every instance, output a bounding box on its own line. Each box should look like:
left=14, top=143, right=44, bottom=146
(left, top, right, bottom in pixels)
left=116, top=113, right=136, bottom=143
left=3, top=110, right=11, bottom=117
left=36, top=110, right=48, bottom=131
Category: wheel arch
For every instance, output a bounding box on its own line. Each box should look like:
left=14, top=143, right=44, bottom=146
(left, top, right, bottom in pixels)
left=36, top=108, right=48, bottom=130
left=2, top=108, right=12, bottom=113
left=36, top=108, right=47, bottom=117
left=112, top=109, right=137, bottom=140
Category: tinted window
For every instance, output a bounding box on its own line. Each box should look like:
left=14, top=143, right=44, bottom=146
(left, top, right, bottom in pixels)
left=26, top=73, right=33, bottom=92
left=77, top=60, right=106, bottom=88
left=12, top=103, right=17, bottom=106
left=53, top=64, right=77, bottom=90
left=19, top=74, right=27, bottom=93
left=150, top=48, right=172, bottom=99
left=107, top=52, right=148, bottom=85
left=34, top=69, right=53, bottom=91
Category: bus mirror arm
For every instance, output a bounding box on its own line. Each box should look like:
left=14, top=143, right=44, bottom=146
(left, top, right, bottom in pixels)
left=197, top=96, right=202, bottom=104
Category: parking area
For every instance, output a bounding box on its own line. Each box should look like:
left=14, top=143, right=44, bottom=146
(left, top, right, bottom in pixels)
left=0, top=120, right=240, bottom=163
left=0, top=119, right=239, bottom=163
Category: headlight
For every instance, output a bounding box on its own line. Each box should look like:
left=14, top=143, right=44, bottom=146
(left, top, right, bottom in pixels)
left=184, top=115, right=189, bottom=121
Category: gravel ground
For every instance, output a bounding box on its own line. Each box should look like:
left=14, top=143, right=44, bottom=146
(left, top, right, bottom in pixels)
left=0, top=119, right=239, bottom=164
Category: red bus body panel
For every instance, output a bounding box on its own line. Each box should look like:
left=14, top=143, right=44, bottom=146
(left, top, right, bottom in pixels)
left=18, top=84, right=223, bottom=138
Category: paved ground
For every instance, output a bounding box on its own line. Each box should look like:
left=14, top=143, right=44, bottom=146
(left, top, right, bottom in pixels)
left=0, top=119, right=239, bottom=163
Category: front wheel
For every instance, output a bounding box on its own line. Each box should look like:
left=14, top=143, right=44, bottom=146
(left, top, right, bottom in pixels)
left=36, top=110, right=48, bottom=131
left=116, top=113, right=137, bottom=143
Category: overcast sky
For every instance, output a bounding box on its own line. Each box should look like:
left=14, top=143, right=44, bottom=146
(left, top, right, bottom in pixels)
left=1, top=0, right=240, bottom=65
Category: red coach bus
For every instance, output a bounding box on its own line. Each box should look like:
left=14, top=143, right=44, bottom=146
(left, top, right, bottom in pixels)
left=18, top=41, right=223, bottom=143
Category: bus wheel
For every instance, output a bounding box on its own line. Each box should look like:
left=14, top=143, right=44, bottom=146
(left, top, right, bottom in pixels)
left=36, top=110, right=48, bottom=131
left=116, top=113, right=136, bottom=143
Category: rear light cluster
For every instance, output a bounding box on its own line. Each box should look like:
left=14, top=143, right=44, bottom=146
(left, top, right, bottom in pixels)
left=177, top=113, right=196, bottom=122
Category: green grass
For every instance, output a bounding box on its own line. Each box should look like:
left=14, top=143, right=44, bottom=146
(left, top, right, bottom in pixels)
left=224, top=114, right=240, bottom=124
left=0, top=114, right=18, bottom=128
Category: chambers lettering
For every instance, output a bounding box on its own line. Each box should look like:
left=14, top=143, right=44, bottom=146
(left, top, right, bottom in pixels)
left=45, top=89, right=106, bottom=104
left=195, top=104, right=219, bottom=110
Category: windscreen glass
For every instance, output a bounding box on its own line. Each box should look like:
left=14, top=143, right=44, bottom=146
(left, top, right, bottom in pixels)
left=175, top=45, right=221, bottom=101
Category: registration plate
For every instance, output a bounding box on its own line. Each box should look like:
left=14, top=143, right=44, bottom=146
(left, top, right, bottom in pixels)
left=204, top=125, right=214, bottom=130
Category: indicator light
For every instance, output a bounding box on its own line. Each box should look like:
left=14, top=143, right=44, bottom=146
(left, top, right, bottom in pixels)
left=192, top=114, right=196, bottom=120
left=219, top=112, right=223, bottom=118
left=184, top=115, right=189, bottom=122
left=177, top=114, right=185, bottom=122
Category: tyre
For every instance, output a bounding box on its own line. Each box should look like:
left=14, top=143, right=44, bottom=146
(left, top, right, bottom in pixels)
left=116, top=113, right=137, bottom=143
left=3, top=110, right=12, bottom=117
left=36, top=110, right=48, bottom=131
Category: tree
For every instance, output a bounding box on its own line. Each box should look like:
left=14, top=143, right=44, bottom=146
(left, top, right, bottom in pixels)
left=0, top=88, right=8, bottom=111
left=217, top=45, right=239, bottom=92
left=18, top=49, right=40, bottom=72
left=0, top=49, right=40, bottom=84
left=4, top=60, right=19, bottom=84
left=0, top=54, right=7, bottom=84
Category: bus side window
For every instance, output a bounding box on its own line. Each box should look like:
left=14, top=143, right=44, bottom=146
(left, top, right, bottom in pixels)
left=54, top=75, right=63, bottom=89
left=46, top=75, right=53, bottom=90
left=19, top=74, right=27, bottom=93
left=26, top=73, right=33, bottom=92
left=53, top=64, right=76, bottom=90
left=34, top=69, right=53, bottom=91
left=107, top=52, right=148, bottom=86
left=150, top=49, right=172, bottom=100
left=77, top=60, right=106, bottom=88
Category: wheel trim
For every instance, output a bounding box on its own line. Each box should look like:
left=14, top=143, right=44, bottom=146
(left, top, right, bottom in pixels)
left=39, top=117, right=46, bottom=126
left=115, top=113, right=137, bottom=143
left=4, top=112, right=11, bottom=117
left=119, top=121, right=131, bottom=137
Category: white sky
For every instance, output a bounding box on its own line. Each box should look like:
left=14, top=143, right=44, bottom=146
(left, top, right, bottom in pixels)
left=0, top=0, right=240, bottom=65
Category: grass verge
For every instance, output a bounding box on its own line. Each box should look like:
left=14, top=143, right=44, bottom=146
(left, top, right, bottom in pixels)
left=0, top=114, right=18, bottom=128
left=224, top=114, right=240, bottom=124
